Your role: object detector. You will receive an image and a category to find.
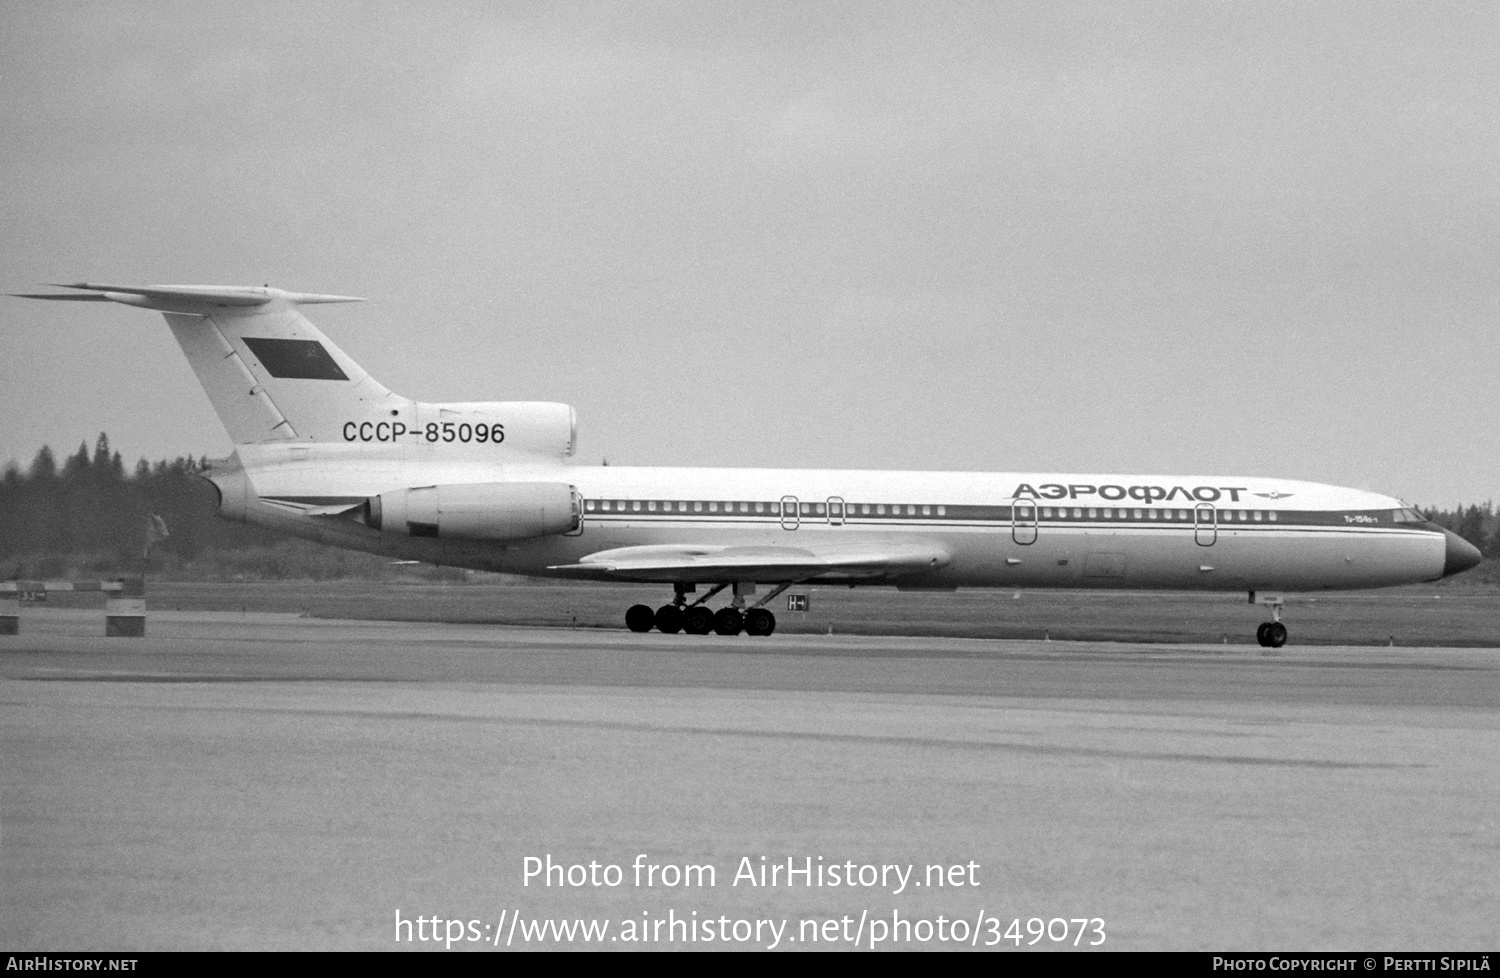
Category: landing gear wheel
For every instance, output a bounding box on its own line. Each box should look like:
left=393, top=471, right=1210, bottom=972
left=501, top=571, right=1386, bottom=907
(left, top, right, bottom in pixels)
left=683, top=606, right=714, bottom=635
left=713, top=607, right=744, bottom=636
left=654, top=605, right=684, bottom=634
left=1263, top=621, right=1287, bottom=648
left=626, top=604, right=655, bottom=633
left=744, top=608, right=776, bottom=636
left=1255, top=622, right=1270, bottom=646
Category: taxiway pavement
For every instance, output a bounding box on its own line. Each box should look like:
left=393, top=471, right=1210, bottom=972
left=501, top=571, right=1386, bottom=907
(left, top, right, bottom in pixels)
left=3, top=611, right=1498, bottom=950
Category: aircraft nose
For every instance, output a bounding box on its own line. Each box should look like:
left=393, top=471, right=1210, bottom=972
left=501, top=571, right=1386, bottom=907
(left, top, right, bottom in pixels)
left=1442, top=529, right=1483, bottom=578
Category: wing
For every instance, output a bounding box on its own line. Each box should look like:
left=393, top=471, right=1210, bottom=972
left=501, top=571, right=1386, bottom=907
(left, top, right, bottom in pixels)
left=548, top=540, right=951, bottom=583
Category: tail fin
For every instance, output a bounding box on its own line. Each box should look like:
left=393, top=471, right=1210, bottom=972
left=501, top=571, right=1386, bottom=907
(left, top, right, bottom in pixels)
left=16, top=284, right=411, bottom=444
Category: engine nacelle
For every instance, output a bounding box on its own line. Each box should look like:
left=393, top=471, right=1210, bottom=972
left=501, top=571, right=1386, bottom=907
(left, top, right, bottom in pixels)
left=369, top=482, right=581, bottom=541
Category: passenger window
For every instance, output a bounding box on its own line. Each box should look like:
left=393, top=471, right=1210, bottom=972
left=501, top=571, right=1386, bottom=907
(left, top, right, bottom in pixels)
left=648, top=501, right=657, bottom=511
left=709, top=502, right=718, bottom=512
left=1103, top=508, right=1113, bottom=518
left=1253, top=511, right=1262, bottom=521
left=1088, top=508, right=1098, bottom=518
left=1133, top=508, right=1143, bottom=519
left=861, top=504, right=871, bottom=515
left=937, top=505, right=946, bottom=516
left=877, top=504, right=886, bottom=515
left=1268, top=511, right=1278, bottom=521
left=908, top=505, right=917, bottom=516
left=1238, top=510, right=1247, bottom=521
left=632, top=501, right=641, bottom=512
left=1072, top=508, right=1082, bottom=518
left=921, top=506, right=930, bottom=516
left=752, top=502, right=761, bottom=513
left=1178, top=509, right=1189, bottom=520
left=1042, top=507, right=1053, bottom=518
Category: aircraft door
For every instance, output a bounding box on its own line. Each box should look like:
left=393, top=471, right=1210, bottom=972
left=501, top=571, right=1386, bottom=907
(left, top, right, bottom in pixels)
left=780, top=495, right=799, bottom=530
left=826, top=496, right=845, bottom=526
left=1195, top=503, right=1217, bottom=546
left=1012, top=501, right=1038, bottom=545
left=565, top=489, right=584, bottom=536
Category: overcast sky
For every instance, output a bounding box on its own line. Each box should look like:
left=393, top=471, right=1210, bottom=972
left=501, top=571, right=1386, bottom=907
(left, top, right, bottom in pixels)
left=2, top=2, right=1495, bottom=505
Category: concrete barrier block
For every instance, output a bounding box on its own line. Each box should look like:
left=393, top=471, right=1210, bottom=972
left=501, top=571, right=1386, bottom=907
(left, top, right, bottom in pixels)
left=0, top=585, right=17, bottom=634
left=104, top=578, right=147, bottom=637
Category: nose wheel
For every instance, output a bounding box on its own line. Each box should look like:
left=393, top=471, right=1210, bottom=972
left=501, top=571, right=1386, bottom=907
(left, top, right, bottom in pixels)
left=1256, top=621, right=1287, bottom=648
left=1251, top=591, right=1288, bottom=648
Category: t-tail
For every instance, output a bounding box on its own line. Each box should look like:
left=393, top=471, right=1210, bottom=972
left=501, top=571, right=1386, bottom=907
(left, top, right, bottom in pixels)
left=15, top=283, right=577, bottom=457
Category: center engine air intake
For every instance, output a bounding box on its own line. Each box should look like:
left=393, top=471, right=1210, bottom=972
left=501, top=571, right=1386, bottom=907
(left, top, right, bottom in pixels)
left=368, top=482, right=581, bottom=541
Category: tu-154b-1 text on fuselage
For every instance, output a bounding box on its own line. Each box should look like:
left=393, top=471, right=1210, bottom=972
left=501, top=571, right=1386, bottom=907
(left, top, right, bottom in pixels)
left=15, top=283, right=1482, bottom=646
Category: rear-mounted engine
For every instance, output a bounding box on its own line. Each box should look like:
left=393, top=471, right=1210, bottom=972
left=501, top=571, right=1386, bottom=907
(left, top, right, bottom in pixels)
left=368, top=482, right=581, bottom=541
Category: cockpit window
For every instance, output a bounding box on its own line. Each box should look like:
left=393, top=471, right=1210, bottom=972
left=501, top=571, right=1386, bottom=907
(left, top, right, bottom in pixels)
left=1392, top=506, right=1428, bottom=523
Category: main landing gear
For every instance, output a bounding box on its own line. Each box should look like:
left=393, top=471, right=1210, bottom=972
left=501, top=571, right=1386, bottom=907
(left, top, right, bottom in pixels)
left=1251, top=592, right=1288, bottom=648
left=625, top=582, right=792, bottom=637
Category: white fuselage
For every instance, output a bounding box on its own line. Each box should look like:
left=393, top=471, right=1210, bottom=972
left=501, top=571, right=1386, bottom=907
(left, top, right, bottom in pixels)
left=216, top=442, right=1451, bottom=592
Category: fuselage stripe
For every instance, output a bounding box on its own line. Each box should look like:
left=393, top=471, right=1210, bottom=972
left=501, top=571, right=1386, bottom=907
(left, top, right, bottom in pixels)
left=578, top=499, right=1432, bottom=532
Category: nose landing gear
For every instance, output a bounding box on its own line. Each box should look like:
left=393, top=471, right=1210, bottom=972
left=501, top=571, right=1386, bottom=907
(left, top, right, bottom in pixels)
left=1252, top=592, right=1288, bottom=648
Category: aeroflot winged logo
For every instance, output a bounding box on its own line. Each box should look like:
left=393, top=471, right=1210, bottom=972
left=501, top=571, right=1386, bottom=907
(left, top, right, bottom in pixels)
left=1011, top=483, right=1269, bottom=504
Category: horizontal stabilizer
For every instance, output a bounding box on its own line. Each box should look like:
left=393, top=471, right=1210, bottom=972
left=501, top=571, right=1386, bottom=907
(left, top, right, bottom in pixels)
left=12, top=283, right=364, bottom=312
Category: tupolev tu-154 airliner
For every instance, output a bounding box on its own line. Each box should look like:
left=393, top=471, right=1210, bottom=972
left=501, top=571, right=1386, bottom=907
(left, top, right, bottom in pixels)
left=16, top=283, right=1482, bottom=646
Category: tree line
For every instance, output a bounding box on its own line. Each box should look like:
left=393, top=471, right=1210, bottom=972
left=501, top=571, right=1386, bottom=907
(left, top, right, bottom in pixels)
left=1, top=434, right=1497, bottom=580
left=1424, top=502, right=1499, bottom=558
left=0, top=434, right=281, bottom=578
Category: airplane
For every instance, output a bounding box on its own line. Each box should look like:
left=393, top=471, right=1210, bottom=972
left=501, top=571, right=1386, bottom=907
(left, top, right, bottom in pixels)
left=14, top=282, right=1483, bottom=647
